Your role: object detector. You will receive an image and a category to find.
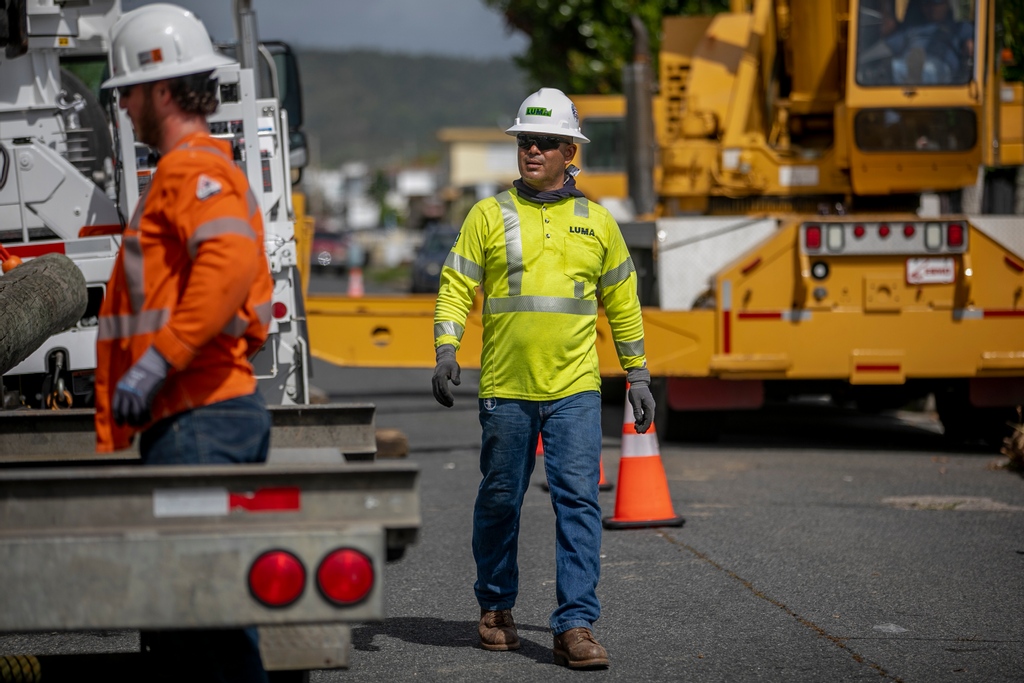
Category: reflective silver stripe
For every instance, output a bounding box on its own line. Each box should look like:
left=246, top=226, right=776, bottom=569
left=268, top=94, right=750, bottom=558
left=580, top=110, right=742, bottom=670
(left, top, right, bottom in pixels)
left=98, top=307, right=170, bottom=341
left=122, top=234, right=146, bottom=313
left=222, top=314, right=248, bottom=338
left=574, top=196, right=590, bottom=218
left=222, top=301, right=271, bottom=338
left=188, top=217, right=257, bottom=258
left=615, top=338, right=645, bottom=358
left=128, top=185, right=151, bottom=231
left=574, top=280, right=585, bottom=298
left=485, top=295, right=597, bottom=315
left=496, top=191, right=524, bottom=296
left=953, top=308, right=983, bottom=321
left=599, top=258, right=635, bottom=290
left=255, top=300, right=272, bottom=325
left=434, top=321, right=465, bottom=340
left=444, top=251, right=484, bottom=282
left=180, top=143, right=233, bottom=163
left=247, top=189, right=260, bottom=218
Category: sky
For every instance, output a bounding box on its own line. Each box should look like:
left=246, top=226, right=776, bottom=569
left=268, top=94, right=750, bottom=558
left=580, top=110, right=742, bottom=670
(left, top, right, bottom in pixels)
left=120, top=0, right=528, bottom=59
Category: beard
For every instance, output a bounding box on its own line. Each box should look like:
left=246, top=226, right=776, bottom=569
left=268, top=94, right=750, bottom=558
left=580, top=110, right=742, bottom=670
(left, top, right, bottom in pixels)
left=134, top=84, right=162, bottom=149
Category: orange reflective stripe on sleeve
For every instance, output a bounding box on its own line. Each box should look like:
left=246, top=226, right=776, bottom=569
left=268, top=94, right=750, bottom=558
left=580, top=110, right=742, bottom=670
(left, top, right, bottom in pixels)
left=98, top=308, right=170, bottom=341
left=187, top=217, right=257, bottom=259
left=121, top=234, right=146, bottom=313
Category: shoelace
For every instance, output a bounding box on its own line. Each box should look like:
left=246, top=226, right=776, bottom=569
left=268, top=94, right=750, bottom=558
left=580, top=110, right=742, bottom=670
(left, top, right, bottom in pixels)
left=484, top=610, right=515, bottom=628
left=564, top=628, right=596, bottom=645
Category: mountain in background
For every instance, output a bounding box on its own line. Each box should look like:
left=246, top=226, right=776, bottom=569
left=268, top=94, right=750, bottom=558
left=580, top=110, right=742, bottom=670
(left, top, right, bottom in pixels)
left=296, top=49, right=528, bottom=169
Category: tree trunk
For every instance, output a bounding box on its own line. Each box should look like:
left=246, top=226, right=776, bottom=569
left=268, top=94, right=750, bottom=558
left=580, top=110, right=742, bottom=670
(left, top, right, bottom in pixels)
left=0, top=253, right=88, bottom=375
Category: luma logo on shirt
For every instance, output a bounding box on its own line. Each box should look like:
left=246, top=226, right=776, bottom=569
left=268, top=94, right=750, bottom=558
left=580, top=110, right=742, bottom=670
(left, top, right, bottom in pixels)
left=526, top=107, right=552, bottom=116
left=569, top=226, right=595, bottom=236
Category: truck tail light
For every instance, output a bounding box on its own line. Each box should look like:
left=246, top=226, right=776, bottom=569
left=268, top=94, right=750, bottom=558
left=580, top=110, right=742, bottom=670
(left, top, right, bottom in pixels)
left=947, top=223, right=964, bottom=247
left=853, top=225, right=865, bottom=239
left=317, top=548, right=374, bottom=606
left=903, top=224, right=916, bottom=238
left=272, top=302, right=288, bottom=319
left=249, top=550, right=306, bottom=607
left=878, top=224, right=891, bottom=238
left=805, top=225, right=821, bottom=250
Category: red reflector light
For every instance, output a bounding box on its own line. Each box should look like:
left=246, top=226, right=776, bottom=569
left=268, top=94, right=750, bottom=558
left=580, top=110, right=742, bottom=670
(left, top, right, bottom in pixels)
left=805, top=225, right=821, bottom=250
left=878, top=224, right=891, bottom=238
left=317, top=548, right=374, bottom=606
left=903, top=224, right=915, bottom=238
left=947, top=223, right=964, bottom=247
left=853, top=225, right=865, bottom=239
left=272, top=302, right=288, bottom=319
left=249, top=550, right=306, bottom=607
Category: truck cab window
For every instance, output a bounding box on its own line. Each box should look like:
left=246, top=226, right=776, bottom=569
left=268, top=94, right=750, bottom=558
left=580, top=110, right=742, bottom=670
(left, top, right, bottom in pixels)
left=857, top=0, right=977, bottom=87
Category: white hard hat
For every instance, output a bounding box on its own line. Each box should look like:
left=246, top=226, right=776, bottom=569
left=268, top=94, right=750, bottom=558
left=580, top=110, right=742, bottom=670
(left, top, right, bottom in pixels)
left=505, top=87, right=590, bottom=144
left=101, top=3, right=236, bottom=89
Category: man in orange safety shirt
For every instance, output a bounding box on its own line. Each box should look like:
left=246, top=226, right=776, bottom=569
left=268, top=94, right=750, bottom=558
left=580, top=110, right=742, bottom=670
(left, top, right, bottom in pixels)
left=95, top=4, right=273, bottom=682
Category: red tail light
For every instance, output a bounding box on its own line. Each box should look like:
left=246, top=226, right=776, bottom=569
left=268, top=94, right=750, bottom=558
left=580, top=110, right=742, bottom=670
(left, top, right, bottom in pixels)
left=853, top=225, right=866, bottom=239
left=272, top=302, right=288, bottom=319
left=317, top=548, right=374, bottom=606
left=903, top=224, right=916, bottom=238
left=878, top=224, right=891, bottom=238
left=805, top=225, right=822, bottom=250
left=947, top=223, right=964, bottom=247
left=249, top=550, right=306, bottom=607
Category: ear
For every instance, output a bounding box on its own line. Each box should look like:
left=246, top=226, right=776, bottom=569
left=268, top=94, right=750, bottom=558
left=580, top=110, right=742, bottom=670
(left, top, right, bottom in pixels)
left=563, top=143, right=578, bottom=163
left=151, top=80, right=174, bottom=110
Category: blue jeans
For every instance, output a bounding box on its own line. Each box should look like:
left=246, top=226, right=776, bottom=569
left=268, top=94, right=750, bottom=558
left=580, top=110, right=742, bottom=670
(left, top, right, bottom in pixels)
left=140, top=392, right=271, bottom=465
left=474, top=391, right=603, bottom=634
left=139, top=391, right=271, bottom=683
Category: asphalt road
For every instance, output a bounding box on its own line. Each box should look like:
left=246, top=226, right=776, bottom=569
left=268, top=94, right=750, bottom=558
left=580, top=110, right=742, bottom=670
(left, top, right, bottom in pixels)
left=308, top=361, right=1024, bottom=683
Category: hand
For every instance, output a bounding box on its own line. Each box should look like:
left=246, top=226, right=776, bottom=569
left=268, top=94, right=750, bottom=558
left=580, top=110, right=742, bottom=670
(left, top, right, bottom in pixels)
left=113, top=347, right=170, bottom=426
left=626, top=366, right=656, bottom=434
left=432, top=344, right=461, bottom=407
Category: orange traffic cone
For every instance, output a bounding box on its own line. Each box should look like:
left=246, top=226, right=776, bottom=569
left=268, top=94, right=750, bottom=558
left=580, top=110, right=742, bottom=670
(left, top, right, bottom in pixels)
left=347, top=266, right=364, bottom=297
left=538, top=434, right=613, bottom=492
left=602, top=386, right=684, bottom=529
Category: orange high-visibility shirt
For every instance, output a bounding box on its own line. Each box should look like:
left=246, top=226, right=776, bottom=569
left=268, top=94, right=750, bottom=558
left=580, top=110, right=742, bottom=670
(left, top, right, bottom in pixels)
left=95, top=132, right=273, bottom=452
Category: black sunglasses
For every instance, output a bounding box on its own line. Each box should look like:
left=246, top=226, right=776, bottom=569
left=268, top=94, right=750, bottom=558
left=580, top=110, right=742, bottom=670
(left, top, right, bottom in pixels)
left=517, top=134, right=569, bottom=151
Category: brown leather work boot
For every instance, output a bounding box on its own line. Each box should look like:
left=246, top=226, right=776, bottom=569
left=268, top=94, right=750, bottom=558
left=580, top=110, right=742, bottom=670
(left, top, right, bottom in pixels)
left=552, top=627, right=609, bottom=669
left=478, top=608, right=520, bottom=651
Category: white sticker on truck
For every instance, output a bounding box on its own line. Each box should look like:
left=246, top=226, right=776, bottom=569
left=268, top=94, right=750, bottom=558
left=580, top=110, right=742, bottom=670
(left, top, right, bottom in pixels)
left=153, top=488, right=229, bottom=517
left=907, top=257, right=956, bottom=284
left=778, top=166, right=819, bottom=187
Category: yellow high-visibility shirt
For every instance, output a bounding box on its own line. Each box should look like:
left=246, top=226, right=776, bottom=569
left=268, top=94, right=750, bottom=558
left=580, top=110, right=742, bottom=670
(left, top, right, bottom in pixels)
left=434, top=189, right=647, bottom=400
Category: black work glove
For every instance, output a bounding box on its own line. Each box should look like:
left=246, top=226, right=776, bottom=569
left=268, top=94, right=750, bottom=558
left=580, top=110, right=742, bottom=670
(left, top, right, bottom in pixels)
left=432, top=344, right=461, bottom=407
left=626, top=366, right=656, bottom=434
left=113, top=346, right=170, bottom=426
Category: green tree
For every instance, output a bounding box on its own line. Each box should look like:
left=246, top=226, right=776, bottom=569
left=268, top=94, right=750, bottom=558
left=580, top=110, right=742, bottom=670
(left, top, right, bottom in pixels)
left=1002, top=0, right=1024, bottom=81
left=483, top=0, right=729, bottom=94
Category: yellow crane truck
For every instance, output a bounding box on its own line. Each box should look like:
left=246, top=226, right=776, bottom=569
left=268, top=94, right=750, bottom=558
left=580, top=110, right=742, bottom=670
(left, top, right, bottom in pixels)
left=305, top=0, right=1023, bottom=445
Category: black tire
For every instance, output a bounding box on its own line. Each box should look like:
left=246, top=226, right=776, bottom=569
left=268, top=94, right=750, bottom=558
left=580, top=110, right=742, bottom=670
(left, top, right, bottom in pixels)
left=935, top=383, right=1017, bottom=447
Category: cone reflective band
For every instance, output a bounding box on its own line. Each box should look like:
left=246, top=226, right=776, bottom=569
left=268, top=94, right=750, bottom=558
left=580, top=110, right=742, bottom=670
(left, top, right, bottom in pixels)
left=602, top=385, right=685, bottom=530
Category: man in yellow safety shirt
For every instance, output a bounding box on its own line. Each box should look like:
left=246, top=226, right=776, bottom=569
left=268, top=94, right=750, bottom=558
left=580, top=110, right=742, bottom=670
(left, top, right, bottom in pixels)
left=431, top=87, right=655, bottom=670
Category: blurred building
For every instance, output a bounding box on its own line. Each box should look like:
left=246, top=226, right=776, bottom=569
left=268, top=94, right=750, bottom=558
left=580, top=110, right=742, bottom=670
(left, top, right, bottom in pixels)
left=437, top=127, right=518, bottom=226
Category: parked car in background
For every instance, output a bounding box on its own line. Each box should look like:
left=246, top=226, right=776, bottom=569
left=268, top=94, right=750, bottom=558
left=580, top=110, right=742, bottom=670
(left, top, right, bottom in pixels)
left=410, top=223, right=461, bottom=293
left=311, top=231, right=352, bottom=275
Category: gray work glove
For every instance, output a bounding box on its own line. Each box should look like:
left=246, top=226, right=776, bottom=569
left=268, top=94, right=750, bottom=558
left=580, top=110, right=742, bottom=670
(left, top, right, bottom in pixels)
left=626, top=366, right=656, bottom=434
left=113, top=346, right=170, bottom=427
left=431, top=344, right=461, bottom=407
